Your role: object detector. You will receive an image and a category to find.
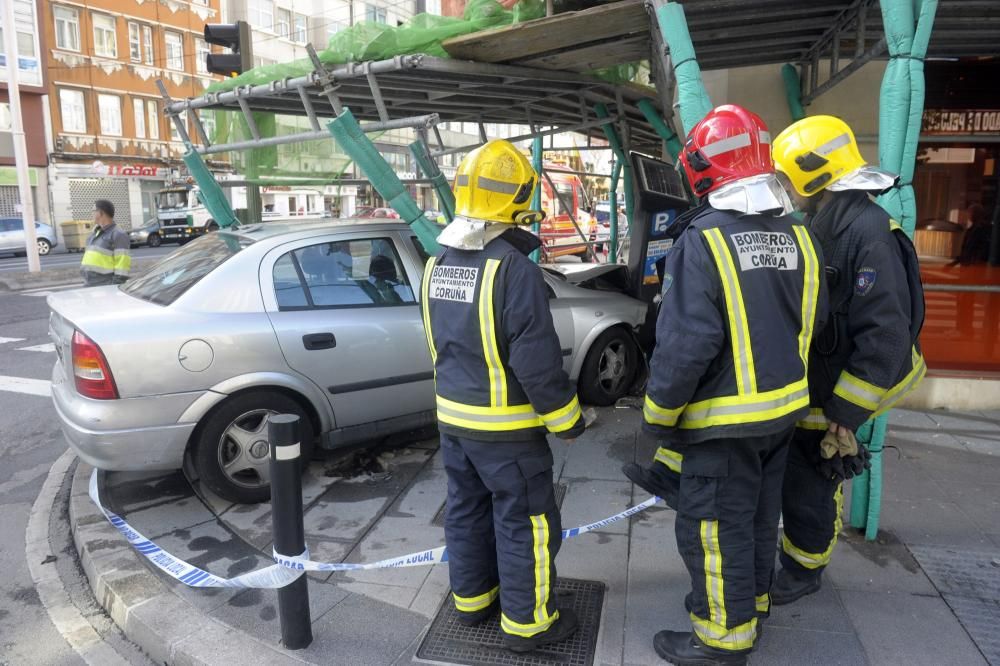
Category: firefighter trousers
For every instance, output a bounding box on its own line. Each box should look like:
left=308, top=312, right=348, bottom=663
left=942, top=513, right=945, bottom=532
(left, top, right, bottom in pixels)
left=440, top=433, right=563, bottom=638
left=675, top=430, right=793, bottom=652
left=779, top=429, right=844, bottom=578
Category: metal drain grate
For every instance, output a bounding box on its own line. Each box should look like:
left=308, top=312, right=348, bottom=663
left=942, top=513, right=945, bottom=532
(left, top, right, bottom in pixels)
left=432, top=484, right=567, bottom=528
left=416, top=578, right=604, bottom=666
left=909, top=544, right=1000, bottom=664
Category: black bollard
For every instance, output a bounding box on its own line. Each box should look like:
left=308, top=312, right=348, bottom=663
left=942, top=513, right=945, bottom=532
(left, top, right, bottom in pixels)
left=268, top=413, right=313, bottom=650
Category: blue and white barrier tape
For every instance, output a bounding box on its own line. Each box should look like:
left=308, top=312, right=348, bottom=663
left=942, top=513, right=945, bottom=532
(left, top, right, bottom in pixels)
left=90, top=469, right=662, bottom=588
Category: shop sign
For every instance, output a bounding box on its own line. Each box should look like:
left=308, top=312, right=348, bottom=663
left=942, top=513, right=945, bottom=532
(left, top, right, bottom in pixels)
left=0, top=166, right=39, bottom=187
left=922, top=109, right=1000, bottom=136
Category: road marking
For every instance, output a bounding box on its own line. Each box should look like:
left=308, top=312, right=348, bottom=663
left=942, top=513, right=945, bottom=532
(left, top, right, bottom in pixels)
left=26, top=451, right=132, bottom=666
left=21, top=284, right=84, bottom=295
left=0, top=375, right=52, bottom=396
left=0, top=336, right=26, bottom=344
left=19, top=343, right=56, bottom=353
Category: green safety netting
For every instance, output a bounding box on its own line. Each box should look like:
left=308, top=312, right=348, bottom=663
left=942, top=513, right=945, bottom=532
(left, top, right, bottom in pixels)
left=207, top=0, right=639, bottom=96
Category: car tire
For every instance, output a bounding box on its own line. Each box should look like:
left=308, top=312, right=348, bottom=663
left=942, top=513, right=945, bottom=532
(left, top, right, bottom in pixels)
left=147, top=233, right=162, bottom=247
left=37, top=239, right=52, bottom=255
left=192, top=391, right=315, bottom=504
left=578, top=327, right=639, bottom=406
left=206, top=221, right=219, bottom=232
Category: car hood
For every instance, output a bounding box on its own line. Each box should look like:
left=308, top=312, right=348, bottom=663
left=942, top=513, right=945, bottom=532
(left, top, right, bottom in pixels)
left=543, top=263, right=632, bottom=292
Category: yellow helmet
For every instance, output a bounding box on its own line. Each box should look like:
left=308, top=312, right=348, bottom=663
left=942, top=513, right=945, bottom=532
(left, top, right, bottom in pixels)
left=453, top=140, right=541, bottom=224
left=772, top=115, right=867, bottom=197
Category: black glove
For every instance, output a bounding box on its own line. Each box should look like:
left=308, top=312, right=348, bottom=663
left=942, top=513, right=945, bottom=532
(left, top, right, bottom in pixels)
left=816, top=454, right=846, bottom=481
left=841, top=445, right=872, bottom=480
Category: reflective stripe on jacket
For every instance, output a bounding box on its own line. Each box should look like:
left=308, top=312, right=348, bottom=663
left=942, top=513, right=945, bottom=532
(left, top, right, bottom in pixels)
left=799, top=190, right=926, bottom=431
left=422, top=228, right=584, bottom=442
left=644, top=205, right=827, bottom=445
left=81, top=223, right=132, bottom=286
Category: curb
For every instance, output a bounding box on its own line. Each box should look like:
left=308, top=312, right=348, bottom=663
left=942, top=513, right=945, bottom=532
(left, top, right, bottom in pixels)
left=69, top=463, right=311, bottom=665
left=0, top=258, right=161, bottom=292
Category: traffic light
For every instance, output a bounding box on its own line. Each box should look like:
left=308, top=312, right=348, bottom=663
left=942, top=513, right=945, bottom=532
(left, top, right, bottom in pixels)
left=204, top=21, right=253, bottom=77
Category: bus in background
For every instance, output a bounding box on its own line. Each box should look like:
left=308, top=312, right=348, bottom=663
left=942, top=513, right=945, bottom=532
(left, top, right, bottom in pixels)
left=538, top=164, right=596, bottom=260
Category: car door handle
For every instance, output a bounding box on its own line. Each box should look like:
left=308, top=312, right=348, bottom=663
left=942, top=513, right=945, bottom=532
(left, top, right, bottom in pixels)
left=302, top=333, right=337, bottom=351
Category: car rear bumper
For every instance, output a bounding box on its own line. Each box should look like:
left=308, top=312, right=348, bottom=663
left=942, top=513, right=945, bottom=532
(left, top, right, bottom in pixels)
left=51, top=360, right=199, bottom=471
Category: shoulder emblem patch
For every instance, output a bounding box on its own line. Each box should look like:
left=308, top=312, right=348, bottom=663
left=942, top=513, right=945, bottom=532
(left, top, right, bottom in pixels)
left=855, top=267, right=877, bottom=296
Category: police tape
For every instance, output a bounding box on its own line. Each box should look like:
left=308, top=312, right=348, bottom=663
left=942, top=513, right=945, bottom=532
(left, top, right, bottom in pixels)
left=90, top=469, right=662, bottom=588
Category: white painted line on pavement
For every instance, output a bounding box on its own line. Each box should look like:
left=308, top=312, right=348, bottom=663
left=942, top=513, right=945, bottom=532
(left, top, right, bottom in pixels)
left=0, top=375, right=52, bottom=396
left=18, top=343, right=56, bottom=353
left=21, top=284, right=83, bottom=294
left=0, top=337, right=27, bottom=345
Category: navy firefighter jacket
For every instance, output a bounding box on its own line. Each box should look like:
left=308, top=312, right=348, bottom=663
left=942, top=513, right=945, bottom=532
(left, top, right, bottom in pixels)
left=421, top=227, right=585, bottom=442
left=644, top=205, right=828, bottom=445
left=796, top=190, right=926, bottom=434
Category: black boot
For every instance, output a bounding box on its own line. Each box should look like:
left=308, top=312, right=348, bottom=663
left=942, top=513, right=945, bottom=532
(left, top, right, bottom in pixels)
left=622, top=463, right=679, bottom=509
left=455, top=598, right=499, bottom=627
left=503, top=608, right=579, bottom=653
left=653, top=631, right=749, bottom=665
left=771, top=568, right=822, bottom=606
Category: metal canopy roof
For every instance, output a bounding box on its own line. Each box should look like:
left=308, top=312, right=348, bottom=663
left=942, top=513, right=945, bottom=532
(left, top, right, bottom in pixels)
left=163, top=55, right=665, bottom=157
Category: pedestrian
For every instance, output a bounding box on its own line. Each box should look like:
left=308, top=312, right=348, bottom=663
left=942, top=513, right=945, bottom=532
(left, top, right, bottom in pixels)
left=81, top=200, right=131, bottom=286
left=421, top=139, right=584, bottom=653
left=623, top=105, right=826, bottom=665
left=769, top=115, right=926, bottom=605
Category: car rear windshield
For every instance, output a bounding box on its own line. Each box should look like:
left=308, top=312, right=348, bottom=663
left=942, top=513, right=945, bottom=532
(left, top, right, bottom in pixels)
left=121, top=233, right=252, bottom=305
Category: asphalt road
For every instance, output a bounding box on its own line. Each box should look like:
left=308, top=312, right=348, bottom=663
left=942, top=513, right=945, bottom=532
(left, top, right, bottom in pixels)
left=0, top=288, right=148, bottom=665
left=0, top=245, right=175, bottom=273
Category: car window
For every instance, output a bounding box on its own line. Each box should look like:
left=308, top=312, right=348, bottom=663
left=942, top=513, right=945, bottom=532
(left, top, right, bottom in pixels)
left=273, top=237, right=416, bottom=311
left=122, top=233, right=252, bottom=305
left=1, top=218, right=20, bottom=232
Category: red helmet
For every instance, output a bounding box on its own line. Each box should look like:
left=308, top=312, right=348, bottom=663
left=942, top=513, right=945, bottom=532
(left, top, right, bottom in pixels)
left=678, top=105, right=774, bottom=197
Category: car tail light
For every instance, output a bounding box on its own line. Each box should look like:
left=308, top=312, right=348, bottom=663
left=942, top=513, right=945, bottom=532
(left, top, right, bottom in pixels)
left=72, top=330, right=119, bottom=400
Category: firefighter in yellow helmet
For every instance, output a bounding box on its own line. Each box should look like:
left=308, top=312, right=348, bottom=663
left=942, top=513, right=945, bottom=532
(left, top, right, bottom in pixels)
left=421, top=139, right=584, bottom=652
left=771, top=116, right=926, bottom=605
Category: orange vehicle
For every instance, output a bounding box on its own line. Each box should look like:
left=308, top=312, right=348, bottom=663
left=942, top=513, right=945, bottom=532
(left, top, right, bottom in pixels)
left=538, top=165, right=596, bottom=259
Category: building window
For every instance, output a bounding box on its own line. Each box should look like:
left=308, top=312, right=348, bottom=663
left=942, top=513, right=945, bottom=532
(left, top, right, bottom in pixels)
left=0, top=102, right=11, bottom=131
left=248, top=0, right=274, bottom=32
left=253, top=56, right=276, bottom=68
left=165, top=31, right=184, bottom=71
left=293, top=14, right=307, bottom=43
left=275, top=7, right=291, bottom=38
left=142, top=25, right=153, bottom=65
left=146, top=100, right=159, bottom=139
left=128, top=22, right=141, bottom=62
left=326, top=21, right=347, bottom=40
left=92, top=13, right=117, bottom=58
left=59, top=89, right=86, bottom=133
left=53, top=6, right=80, bottom=52
left=195, top=38, right=209, bottom=75
left=98, top=94, right=122, bottom=136
left=365, top=4, right=387, bottom=23
left=133, top=98, right=146, bottom=138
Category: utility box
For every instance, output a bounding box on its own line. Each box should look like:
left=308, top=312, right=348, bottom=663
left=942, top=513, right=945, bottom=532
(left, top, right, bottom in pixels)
left=61, top=220, right=93, bottom=252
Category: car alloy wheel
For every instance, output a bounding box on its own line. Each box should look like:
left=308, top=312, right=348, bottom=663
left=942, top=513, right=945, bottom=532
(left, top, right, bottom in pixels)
left=37, top=239, right=51, bottom=255
left=598, top=339, right=630, bottom=396
left=147, top=233, right=161, bottom=247
left=218, top=408, right=277, bottom=489
left=578, top=327, right=638, bottom=406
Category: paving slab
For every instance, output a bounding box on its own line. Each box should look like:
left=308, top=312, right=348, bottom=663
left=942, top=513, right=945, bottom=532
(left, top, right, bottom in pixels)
left=766, top=584, right=854, bottom=634
left=749, top=626, right=867, bottom=666
left=213, top=584, right=350, bottom=645
left=560, top=419, right=636, bottom=482
left=839, top=590, right=989, bottom=666
left=304, top=593, right=429, bottom=665
left=558, top=478, right=634, bottom=536
left=825, top=529, right=937, bottom=596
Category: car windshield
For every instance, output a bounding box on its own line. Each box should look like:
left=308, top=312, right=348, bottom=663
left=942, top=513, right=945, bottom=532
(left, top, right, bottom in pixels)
left=121, top=233, right=253, bottom=306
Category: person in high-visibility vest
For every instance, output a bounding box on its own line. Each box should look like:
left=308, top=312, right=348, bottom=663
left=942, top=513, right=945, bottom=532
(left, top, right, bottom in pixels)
left=421, top=139, right=585, bottom=653
left=624, top=105, right=826, bottom=664
left=81, top=199, right=131, bottom=286
left=770, top=116, right=926, bottom=606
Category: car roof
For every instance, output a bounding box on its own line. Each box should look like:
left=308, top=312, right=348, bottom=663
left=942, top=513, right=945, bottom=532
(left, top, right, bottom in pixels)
left=225, top=218, right=412, bottom=244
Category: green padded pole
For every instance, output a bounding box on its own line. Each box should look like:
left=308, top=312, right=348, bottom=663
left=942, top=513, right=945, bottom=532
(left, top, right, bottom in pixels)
left=409, top=138, right=455, bottom=223
left=183, top=150, right=240, bottom=228
left=654, top=2, right=713, bottom=135
left=609, top=159, right=622, bottom=263
left=530, top=136, right=543, bottom=263
left=637, top=99, right=682, bottom=160
left=781, top=63, right=806, bottom=122
left=326, top=109, right=441, bottom=255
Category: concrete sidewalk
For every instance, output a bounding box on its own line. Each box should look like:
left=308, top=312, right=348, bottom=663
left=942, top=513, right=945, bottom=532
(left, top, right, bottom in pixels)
left=68, top=406, right=1000, bottom=665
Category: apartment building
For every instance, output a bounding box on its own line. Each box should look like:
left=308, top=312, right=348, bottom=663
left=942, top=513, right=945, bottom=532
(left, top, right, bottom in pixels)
left=0, top=0, right=51, bottom=222
left=42, top=0, right=225, bottom=228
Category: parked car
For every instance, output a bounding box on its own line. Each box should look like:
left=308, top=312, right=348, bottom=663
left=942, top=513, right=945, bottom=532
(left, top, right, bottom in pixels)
left=355, top=206, right=401, bottom=219
left=0, top=217, right=58, bottom=256
left=48, top=220, right=646, bottom=503
left=129, top=219, right=164, bottom=248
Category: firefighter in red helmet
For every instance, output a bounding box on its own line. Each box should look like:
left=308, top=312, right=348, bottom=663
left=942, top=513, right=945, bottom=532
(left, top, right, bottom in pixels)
left=623, top=105, right=827, bottom=664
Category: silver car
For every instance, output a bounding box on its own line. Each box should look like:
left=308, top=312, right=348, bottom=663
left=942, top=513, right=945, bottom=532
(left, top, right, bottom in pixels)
left=0, top=217, right=58, bottom=256
left=49, top=220, right=646, bottom=503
